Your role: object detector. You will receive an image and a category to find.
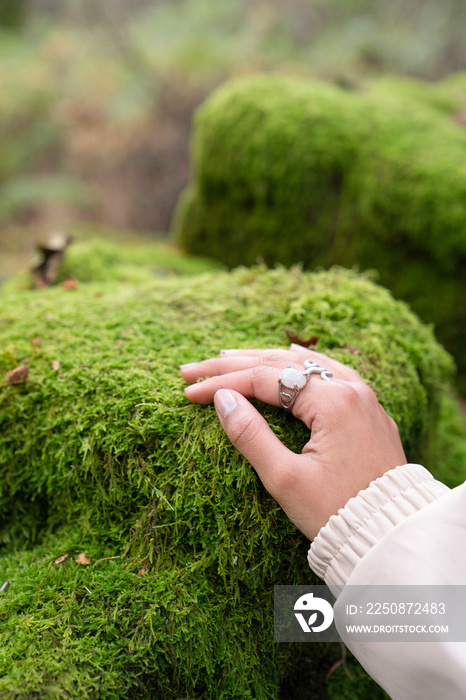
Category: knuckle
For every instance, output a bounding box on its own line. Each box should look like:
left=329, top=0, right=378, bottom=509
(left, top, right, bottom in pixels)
left=356, top=382, right=379, bottom=403
left=336, top=383, right=360, bottom=405
left=228, top=413, right=261, bottom=449
left=348, top=368, right=363, bottom=382
left=334, top=381, right=379, bottom=410
left=251, top=364, right=275, bottom=389
left=252, top=365, right=268, bottom=378
left=342, top=379, right=379, bottom=404
left=261, top=353, right=287, bottom=364
left=389, top=415, right=401, bottom=434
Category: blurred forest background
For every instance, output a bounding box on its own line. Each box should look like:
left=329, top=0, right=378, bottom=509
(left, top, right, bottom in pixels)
left=1, top=0, right=466, bottom=283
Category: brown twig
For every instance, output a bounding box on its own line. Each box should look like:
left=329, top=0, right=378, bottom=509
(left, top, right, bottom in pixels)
left=94, top=556, right=121, bottom=563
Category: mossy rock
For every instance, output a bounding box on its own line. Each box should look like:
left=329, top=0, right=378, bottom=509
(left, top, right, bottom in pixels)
left=0, top=261, right=463, bottom=698
left=173, top=73, right=466, bottom=391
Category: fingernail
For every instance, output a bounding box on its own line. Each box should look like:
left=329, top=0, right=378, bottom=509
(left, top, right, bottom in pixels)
left=180, top=362, right=199, bottom=371
left=214, top=389, right=237, bottom=418
left=219, top=349, right=239, bottom=356
left=290, top=343, right=309, bottom=351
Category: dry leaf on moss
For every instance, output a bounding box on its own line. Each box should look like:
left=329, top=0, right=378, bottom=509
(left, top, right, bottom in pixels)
left=7, top=365, right=29, bottom=385
left=31, top=337, right=43, bottom=347
left=54, top=554, right=69, bottom=565
left=76, top=553, right=91, bottom=565
left=285, top=327, right=319, bottom=348
left=62, top=277, right=79, bottom=290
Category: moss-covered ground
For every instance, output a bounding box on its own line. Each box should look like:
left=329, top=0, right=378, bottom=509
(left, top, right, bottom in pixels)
left=173, top=72, right=466, bottom=392
left=1, top=243, right=464, bottom=698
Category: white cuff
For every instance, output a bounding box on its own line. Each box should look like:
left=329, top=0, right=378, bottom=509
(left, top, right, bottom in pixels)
left=308, top=464, right=450, bottom=587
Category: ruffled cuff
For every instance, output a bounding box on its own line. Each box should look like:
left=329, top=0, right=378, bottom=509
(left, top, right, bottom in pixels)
left=308, top=464, right=450, bottom=588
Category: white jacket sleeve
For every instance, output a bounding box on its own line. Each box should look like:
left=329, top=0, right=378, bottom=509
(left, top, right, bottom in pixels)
left=307, top=464, right=466, bottom=700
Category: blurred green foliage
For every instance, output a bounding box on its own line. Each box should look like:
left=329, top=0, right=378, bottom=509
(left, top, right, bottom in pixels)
left=0, top=33, right=92, bottom=226
left=0, top=0, right=28, bottom=30
left=1, top=0, right=466, bottom=231
left=129, top=0, right=466, bottom=81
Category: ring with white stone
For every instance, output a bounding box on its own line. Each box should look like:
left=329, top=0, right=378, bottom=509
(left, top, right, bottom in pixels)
left=278, top=366, right=308, bottom=410
left=278, top=363, right=332, bottom=410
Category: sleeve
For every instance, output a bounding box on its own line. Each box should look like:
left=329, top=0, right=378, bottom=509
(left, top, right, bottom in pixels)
left=307, top=463, right=466, bottom=700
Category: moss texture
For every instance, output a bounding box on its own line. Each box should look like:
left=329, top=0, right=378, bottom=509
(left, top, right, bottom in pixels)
left=173, top=73, right=466, bottom=390
left=0, top=256, right=463, bottom=698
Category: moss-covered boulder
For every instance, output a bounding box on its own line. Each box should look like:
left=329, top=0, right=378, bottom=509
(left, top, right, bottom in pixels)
left=173, top=73, right=466, bottom=390
left=0, top=258, right=463, bottom=698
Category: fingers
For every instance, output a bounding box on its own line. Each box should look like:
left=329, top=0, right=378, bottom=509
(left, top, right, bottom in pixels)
left=184, top=364, right=350, bottom=431
left=180, top=352, right=295, bottom=385
left=181, top=346, right=361, bottom=426
left=213, top=389, right=300, bottom=498
left=181, top=346, right=361, bottom=386
left=184, top=364, right=288, bottom=407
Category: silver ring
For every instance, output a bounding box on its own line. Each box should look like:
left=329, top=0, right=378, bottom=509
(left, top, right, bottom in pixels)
left=278, top=362, right=333, bottom=411
left=278, top=360, right=333, bottom=411
left=303, top=360, right=333, bottom=383
left=278, top=367, right=309, bottom=410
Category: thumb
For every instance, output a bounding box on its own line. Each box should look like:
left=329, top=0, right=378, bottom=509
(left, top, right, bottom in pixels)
left=213, top=389, right=296, bottom=496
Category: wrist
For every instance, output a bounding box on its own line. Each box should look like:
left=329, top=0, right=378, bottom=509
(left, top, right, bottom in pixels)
left=308, top=464, right=450, bottom=589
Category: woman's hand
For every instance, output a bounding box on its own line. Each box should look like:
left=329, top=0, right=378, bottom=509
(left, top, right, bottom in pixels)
left=180, top=345, right=407, bottom=541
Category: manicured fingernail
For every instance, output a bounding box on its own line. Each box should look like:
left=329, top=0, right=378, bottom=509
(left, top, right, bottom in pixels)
left=180, top=362, right=199, bottom=371
left=219, top=349, right=239, bottom=356
left=184, top=382, right=200, bottom=396
left=214, top=389, right=237, bottom=418
left=290, top=343, right=309, bottom=351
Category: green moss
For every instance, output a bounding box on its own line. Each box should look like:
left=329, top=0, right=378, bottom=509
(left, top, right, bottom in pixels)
left=327, top=651, right=390, bottom=700
left=173, top=73, right=466, bottom=390
left=430, top=391, right=466, bottom=488
left=0, top=263, right=463, bottom=698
